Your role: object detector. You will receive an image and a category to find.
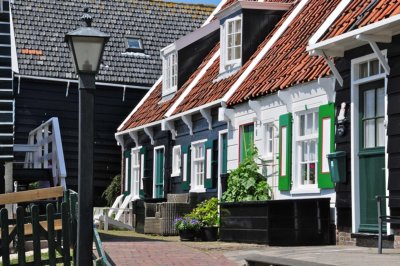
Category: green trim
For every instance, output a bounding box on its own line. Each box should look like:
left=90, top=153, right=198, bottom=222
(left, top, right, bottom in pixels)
left=318, top=103, right=335, bottom=189
left=123, top=150, right=131, bottom=196
left=221, top=133, right=228, bottom=174
left=204, top=139, right=214, bottom=189
left=155, top=149, right=164, bottom=198
left=278, top=113, right=292, bottom=191
left=181, top=145, right=191, bottom=190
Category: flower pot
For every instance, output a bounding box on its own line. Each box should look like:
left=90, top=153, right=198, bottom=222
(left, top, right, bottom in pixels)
left=200, top=226, right=219, bottom=241
left=179, top=230, right=196, bottom=241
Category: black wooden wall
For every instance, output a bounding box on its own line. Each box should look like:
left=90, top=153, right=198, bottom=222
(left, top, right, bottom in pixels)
left=13, top=78, right=146, bottom=205
left=335, top=35, right=400, bottom=229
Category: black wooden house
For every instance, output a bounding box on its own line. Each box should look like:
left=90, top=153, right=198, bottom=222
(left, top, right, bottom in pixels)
left=0, top=0, right=213, bottom=204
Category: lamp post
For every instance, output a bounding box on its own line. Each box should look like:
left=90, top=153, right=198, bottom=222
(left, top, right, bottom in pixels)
left=65, top=8, right=109, bottom=265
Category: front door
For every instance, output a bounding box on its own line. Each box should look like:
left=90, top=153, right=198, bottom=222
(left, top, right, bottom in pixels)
left=358, top=81, right=386, bottom=232
left=154, top=148, right=164, bottom=198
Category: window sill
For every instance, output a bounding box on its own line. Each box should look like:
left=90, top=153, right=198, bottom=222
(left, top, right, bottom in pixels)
left=189, top=187, right=206, bottom=193
left=214, top=65, right=241, bottom=82
left=260, top=156, right=274, bottom=162
left=290, top=187, right=321, bottom=195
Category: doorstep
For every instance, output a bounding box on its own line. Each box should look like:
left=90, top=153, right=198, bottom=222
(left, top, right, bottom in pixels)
left=350, top=233, right=394, bottom=248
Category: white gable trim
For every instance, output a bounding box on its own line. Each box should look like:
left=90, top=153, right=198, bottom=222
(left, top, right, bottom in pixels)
left=308, top=0, right=352, bottom=46
left=117, top=77, right=162, bottom=131
left=164, top=49, right=220, bottom=118
left=202, top=0, right=227, bottom=26
left=221, top=0, right=310, bottom=103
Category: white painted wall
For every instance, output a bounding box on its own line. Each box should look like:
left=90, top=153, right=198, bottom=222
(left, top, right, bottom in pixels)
left=226, top=79, right=337, bottom=222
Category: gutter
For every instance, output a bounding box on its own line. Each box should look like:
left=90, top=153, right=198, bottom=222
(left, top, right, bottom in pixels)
left=14, top=74, right=151, bottom=90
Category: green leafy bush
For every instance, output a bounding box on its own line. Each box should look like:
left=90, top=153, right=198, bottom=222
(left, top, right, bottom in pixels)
left=102, top=174, right=121, bottom=206
left=222, top=149, right=272, bottom=202
left=188, top=198, right=219, bottom=227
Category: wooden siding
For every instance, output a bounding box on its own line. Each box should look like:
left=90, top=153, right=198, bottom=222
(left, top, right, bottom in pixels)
left=335, top=35, right=400, bottom=228
left=13, top=79, right=146, bottom=205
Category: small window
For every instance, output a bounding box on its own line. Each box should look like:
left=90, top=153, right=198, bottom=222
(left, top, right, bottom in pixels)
left=126, top=37, right=143, bottom=52
left=357, top=59, right=384, bottom=80
left=263, top=123, right=275, bottom=159
left=131, top=148, right=141, bottom=198
left=296, top=110, right=318, bottom=186
left=162, top=52, right=178, bottom=96
left=192, top=141, right=205, bottom=190
left=220, top=15, right=242, bottom=74
left=171, top=145, right=181, bottom=176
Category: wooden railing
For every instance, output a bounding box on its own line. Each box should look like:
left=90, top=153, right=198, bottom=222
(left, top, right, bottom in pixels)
left=0, top=187, right=110, bottom=265
left=14, top=117, right=67, bottom=189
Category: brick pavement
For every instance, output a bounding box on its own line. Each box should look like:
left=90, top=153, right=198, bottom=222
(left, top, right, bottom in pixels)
left=103, top=240, right=237, bottom=266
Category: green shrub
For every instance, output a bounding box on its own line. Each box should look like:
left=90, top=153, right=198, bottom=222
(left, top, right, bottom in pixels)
left=102, top=174, right=121, bottom=206
left=188, top=197, right=219, bottom=227
left=222, top=149, right=272, bottom=202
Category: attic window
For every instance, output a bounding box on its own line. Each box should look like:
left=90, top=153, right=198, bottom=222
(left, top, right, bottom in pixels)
left=162, top=51, right=178, bottom=96
left=220, top=15, right=242, bottom=74
left=126, top=37, right=143, bottom=52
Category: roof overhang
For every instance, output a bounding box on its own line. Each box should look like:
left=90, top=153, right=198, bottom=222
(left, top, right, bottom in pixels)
left=215, top=1, right=292, bottom=20
left=175, top=20, right=219, bottom=51
left=307, top=14, right=400, bottom=56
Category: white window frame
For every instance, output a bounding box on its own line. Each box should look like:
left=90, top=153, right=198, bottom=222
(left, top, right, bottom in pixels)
left=162, top=51, right=178, bottom=96
left=220, top=15, right=242, bottom=73
left=171, top=145, right=181, bottom=177
left=263, top=123, right=276, bottom=160
left=190, top=139, right=207, bottom=192
left=350, top=51, right=389, bottom=234
left=293, top=108, right=319, bottom=191
left=131, top=147, right=141, bottom=199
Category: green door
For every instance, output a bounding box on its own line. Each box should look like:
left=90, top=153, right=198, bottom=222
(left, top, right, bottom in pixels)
left=359, top=81, right=386, bottom=232
left=221, top=133, right=228, bottom=174
left=155, top=148, right=164, bottom=198
left=240, top=124, right=254, bottom=162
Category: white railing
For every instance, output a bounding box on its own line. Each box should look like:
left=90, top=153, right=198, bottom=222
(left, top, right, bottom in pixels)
left=14, top=117, right=67, bottom=189
left=94, top=207, right=133, bottom=230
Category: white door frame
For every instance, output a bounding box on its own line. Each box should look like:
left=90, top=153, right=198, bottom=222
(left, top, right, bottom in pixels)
left=350, top=52, right=390, bottom=233
left=153, top=145, right=165, bottom=198
left=218, top=129, right=228, bottom=200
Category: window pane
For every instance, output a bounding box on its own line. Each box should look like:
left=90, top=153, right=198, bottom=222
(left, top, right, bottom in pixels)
left=235, top=20, right=241, bottom=32
left=228, top=21, right=233, bottom=34
left=364, top=89, right=375, bottom=119
left=300, top=115, right=305, bottom=136
left=310, top=140, right=316, bottom=161
left=235, top=46, right=241, bottom=60
left=314, top=112, right=318, bottom=134
left=364, top=120, right=375, bottom=148
left=235, top=33, right=241, bottom=46
left=370, top=59, right=380, bottom=76
left=376, top=118, right=385, bottom=147
left=301, top=164, right=307, bottom=185
left=359, top=62, right=368, bottom=79
left=228, top=35, right=233, bottom=47
left=228, top=47, right=233, bottom=61
left=306, top=113, right=313, bottom=135
left=301, top=141, right=307, bottom=162
left=376, top=87, right=385, bottom=117
left=309, top=163, right=316, bottom=184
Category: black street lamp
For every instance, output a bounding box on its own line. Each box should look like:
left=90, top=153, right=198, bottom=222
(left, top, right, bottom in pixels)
left=65, top=8, right=109, bottom=265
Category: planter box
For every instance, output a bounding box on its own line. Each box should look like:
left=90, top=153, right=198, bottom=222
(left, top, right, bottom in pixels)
left=219, top=198, right=331, bottom=245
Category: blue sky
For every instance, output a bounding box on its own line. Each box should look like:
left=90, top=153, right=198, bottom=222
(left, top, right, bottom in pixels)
left=166, top=0, right=220, bottom=5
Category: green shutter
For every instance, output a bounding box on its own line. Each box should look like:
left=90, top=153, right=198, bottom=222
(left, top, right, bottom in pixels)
left=240, top=124, right=254, bottom=162
left=139, top=147, right=146, bottom=198
left=278, top=113, right=292, bottom=191
left=181, top=145, right=191, bottom=190
left=204, top=139, right=214, bottom=189
left=318, top=103, right=335, bottom=189
left=123, top=150, right=131, bottom=196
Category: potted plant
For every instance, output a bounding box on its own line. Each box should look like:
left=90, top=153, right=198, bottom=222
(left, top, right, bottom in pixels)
left=188, top=198, right=219, bottom=241
left=174, top=216, right=201, bottom=241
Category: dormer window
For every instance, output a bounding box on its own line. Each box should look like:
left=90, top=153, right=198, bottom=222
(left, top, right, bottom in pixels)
left=125, top=37, right=144, bottom=52
left=220, top=15, right=242, bottom=74
left=162, top=51, right=178, bottom=96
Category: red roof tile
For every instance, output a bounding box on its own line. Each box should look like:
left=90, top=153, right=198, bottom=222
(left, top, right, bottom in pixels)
left=322, top=0, right=400, bottom=41
left=171, top=3, right=297, bottom=115
left=119, top=45, right=220, bottom=131
left=227, top=0, right=341, bottom=106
